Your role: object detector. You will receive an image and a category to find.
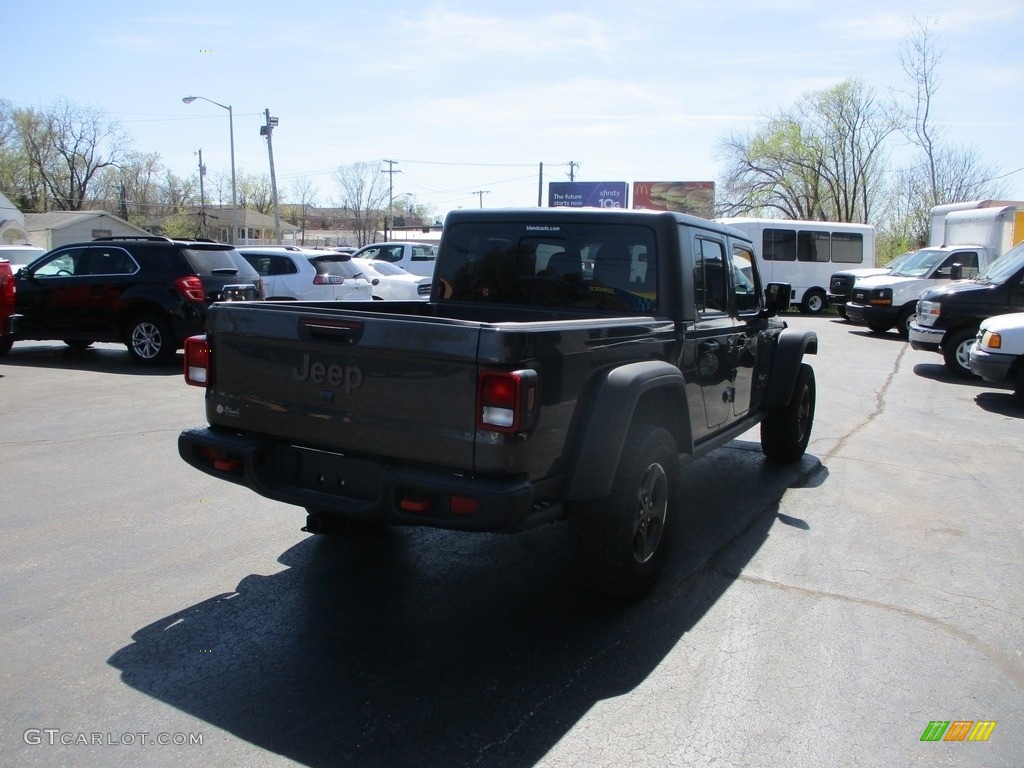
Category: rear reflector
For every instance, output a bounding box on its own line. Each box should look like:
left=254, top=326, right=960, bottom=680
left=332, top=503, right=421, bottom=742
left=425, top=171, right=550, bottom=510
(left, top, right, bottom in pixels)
left=399, top=496, right=432, bottom=513
left=450, top=496, right=479, bottom=515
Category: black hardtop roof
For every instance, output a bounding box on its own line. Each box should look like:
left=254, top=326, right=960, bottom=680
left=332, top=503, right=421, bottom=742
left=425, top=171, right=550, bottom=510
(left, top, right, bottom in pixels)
left=441, top=207, right=752, bottom=244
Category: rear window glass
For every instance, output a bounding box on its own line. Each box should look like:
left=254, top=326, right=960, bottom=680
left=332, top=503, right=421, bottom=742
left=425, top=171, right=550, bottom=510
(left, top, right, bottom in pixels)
left=435, top=222, right=657, bottom=312
left=310, top=256, right=364, bottom=279
left=183, top=247, right=259, bottom=279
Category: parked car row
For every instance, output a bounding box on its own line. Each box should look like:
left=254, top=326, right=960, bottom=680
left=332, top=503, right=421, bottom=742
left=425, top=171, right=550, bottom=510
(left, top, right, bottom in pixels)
left=831, top=237, right=1024, bottom=400
left=0, top=237, right=435, bottom=366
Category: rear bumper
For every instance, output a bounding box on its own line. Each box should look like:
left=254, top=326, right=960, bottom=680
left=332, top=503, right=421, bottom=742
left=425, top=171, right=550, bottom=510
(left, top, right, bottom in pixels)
left=178, top=426, right=538, bottom=532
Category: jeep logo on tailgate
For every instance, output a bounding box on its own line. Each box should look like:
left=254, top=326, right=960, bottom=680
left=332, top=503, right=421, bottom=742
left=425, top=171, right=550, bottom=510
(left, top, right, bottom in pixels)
left=293, top=353, right=364, bottom=393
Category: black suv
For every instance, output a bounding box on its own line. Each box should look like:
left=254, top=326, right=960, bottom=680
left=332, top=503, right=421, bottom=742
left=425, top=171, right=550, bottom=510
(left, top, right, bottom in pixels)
left=0, top=236, right=262, bottom=365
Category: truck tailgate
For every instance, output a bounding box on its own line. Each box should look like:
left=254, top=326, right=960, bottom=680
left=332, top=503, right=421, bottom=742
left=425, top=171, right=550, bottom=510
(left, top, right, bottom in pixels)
left=205, top=303, right=482, bottom=470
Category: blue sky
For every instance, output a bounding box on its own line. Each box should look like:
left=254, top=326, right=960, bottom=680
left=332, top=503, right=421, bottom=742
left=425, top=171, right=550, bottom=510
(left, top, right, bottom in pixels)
left=6, top=0, right=1024, bottom=216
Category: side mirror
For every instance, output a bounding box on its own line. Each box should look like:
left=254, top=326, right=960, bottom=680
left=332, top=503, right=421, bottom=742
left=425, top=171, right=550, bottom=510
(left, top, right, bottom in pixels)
left=949, top=263, right=963, bottom=280
left=763, top=282, right=791, bottom=316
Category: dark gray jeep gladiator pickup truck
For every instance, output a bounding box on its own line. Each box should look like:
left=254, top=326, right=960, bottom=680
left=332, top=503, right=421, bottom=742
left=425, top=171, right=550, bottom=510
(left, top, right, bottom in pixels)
left=178, top=208, right=818, bottom=597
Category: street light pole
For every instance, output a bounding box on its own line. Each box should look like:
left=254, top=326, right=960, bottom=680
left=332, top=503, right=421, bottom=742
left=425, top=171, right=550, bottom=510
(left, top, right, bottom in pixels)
left=182, top=95, right=237, bottom=245
left=261, top=109, right=282, bottom=244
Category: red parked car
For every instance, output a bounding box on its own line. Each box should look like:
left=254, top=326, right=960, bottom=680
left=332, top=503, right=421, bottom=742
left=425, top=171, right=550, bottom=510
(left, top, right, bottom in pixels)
left=0, top=258, right=20, bottom=354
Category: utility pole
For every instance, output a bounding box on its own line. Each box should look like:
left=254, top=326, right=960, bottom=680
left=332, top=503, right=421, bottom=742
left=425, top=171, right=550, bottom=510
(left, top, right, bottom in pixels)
left=261, top=109, right=282, bottom=243
left=538, top=162, right=543, bottom=207
left=472, top=191, right=490, bottom=208
left=382, top=159, right=399, bottom=241
left=567, top=160, right=580, bottom=181
left=197, top=149, right=207, bottom=239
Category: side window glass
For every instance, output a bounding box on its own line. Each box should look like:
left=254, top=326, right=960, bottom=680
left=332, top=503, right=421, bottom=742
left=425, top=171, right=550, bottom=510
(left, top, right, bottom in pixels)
left=730, top=245, right=760, bottom=314
left=83, top=248, right=135, bottom=275
left=938, top=252, right=977, bottom=278
left=33, top=248, right=86, bottom=277
left=694, top=238, right=727, bottom=314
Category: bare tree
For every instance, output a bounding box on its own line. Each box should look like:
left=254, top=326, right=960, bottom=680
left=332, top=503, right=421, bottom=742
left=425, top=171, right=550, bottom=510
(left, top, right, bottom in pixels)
left=887, top=18, right=1010, bottom=247
left=333, top=161, right=389, bottom=246
left=160, top=170, right=198, bottom=213
left=15, top=99, right=130, bottom=211
left=717, top=79, right=896, bottom=223
left=90, top=150, right=163, bottom=223
left=236, top=171, right=274, bottom=215
left=285, top=177, right=318, bottom=245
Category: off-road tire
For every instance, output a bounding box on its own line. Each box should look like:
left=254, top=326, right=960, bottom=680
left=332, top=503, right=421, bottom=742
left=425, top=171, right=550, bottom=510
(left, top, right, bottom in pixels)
left=942, top=328, right=977, bottom=378
left=568, top=424, right=680, bottom=599
left=761, top=363, right=816, bottom=463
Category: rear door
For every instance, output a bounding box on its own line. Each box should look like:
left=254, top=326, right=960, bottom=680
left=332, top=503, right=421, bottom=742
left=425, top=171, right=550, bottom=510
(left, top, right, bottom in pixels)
left=76, top=245, right=139, bottom=335
left=690, top=236, right=738, bottom=430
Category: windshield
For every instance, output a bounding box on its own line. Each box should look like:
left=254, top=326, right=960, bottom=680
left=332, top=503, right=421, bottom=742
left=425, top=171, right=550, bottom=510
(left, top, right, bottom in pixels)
left=977, top=241, right=1024, bottom=283
left=884, top=251, right=914, bottom=270
left=890, top=249, right=945, bottom=278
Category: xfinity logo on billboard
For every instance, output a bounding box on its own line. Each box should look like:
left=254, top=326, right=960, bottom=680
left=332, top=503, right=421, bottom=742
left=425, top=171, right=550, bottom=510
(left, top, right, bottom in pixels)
left=548, top=182, right=627, bottom=209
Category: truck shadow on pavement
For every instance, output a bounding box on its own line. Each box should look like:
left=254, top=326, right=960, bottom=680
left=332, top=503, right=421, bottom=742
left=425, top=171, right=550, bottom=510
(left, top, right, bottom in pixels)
left=108, top=442, right=822, bottom=768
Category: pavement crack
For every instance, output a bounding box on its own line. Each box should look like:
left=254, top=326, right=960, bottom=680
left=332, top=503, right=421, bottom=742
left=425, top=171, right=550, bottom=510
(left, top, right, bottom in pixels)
left=718, top=569, right=1024, bottom=690
left=824, top=342, right=908, bottom=460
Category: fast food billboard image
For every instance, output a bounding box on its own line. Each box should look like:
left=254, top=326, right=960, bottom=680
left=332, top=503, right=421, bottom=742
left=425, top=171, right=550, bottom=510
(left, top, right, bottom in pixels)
left=633, top=181, right=715, bottom=217
left=548, top=181, right=628, bottom=209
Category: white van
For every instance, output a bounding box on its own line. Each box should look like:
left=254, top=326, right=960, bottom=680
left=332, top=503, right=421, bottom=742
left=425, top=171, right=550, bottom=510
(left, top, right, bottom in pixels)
left=716, top=218, right=875, bottom=314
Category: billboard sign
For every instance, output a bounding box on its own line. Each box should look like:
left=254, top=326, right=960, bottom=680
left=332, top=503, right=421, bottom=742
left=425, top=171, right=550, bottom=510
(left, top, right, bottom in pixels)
left=548, top=181, right=628, bottom=209
left=633, top=181, right=715, bottom=217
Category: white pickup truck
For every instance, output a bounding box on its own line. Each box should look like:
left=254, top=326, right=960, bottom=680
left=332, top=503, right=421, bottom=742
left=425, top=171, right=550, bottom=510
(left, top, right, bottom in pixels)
left=969, top=313, right=1024, bottom=402
left=844, top=246, right=994, bottom=338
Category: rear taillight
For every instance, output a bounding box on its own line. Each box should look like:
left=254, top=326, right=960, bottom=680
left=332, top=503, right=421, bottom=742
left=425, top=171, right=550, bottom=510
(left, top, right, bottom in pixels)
left=313, top=274, right=345, bottom=285
left=176, top=275, right=206, bottom=302
left=0, top=268, right=14, bottom=309
left=477, top=369, right=537, bottom=433
left=184, top=335, right=210, bottom=387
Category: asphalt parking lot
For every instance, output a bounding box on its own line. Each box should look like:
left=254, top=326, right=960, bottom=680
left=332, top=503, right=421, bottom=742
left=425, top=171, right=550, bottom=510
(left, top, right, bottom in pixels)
left=1, top=314, right=1021, bottom=768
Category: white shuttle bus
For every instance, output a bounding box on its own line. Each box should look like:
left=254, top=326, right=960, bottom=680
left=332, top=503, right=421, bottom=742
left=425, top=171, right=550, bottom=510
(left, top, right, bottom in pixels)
left=716, top=218, right=876, bottom=314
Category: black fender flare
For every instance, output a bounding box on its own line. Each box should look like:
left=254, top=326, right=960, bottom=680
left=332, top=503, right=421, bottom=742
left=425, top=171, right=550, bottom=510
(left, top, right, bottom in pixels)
left=765, top=328, right=818, bottom=408
left=562, top=360, right=688, bottom=501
